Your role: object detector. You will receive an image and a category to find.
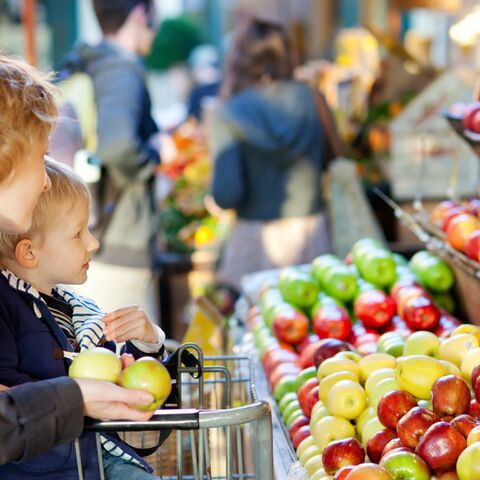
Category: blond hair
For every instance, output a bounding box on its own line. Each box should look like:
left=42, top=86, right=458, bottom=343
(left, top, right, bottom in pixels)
left=0, top=54, right=58, bottom=183
left=0, top=159, right=90, bottom=260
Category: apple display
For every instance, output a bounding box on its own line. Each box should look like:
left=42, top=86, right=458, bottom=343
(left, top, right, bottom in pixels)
left=312, top=338, right=355, bottom=368
left=380, top=450, right=430, bottom=480
left=431, top=375, right=471, bottom=418
left=304, top=385, right=320, bottom=418
left=118, top=357, right=172, bottom=411
left=294, top=366, right=317, bottom=392
left=356, top=406, right=377, bottom=436
left=297, top=377, right=319, bottom=415
left=469, top=400, right=480, bottom=419
left=319, top=370, right=359, bottom=404
left=296, top=435, right=316, bottom=460
left=369, top=377, right=400, bottom=410
left=361, top=416, right=385, bottom=446
left=415, top=421, right=466, bottom=472
left=313, top=304, right=353, bottom=341
left=68, top=347, right=122, bottom=383
left=396, top=407, right=440, bottom=449
left=299, top=341, right=323, bottom=369
left=322, top=437, right=365, bottom=475
left=303, top=453, right=325, bottom=477
left=273, top=375, right=297, bottom=402
left=318, top=356, right=360, bottom=379
left=366, top=428, right=397, bottom=463
left=279, top=267, right=319, bottom=308
left=354, top=290, right=396, bottom=329
left=327, top=380, right=367, bottom=420
left=311, top=415, right=356, bottom=452
left=272, top=304, right=309, bottom=344
left=402, top=295, right=440, bottom=331
left=358, top=353, right=396, bottom=384
left=321, top=264, right=359, bottom=303
left=269, top=362, right=301, bottom=391
left=377, top=390, right=417, bottom=429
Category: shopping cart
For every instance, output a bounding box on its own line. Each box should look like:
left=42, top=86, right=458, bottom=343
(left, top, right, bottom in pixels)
left=78, top=343, right=274, bottom=480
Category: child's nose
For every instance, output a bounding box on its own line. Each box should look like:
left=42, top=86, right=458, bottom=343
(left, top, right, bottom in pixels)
left=88, top=232, right=100, bottom=253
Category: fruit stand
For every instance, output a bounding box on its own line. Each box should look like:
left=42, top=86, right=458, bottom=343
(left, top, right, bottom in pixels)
left=230, top=233, right=480, bottom=479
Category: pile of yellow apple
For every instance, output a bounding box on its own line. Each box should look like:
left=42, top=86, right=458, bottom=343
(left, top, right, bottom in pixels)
left=284, top=324, right=480, bottom=480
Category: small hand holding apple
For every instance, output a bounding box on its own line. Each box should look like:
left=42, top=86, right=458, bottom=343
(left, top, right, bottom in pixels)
left=103, top=305, right=157, bottom=344
left=0, top=384, right=9, bottom=392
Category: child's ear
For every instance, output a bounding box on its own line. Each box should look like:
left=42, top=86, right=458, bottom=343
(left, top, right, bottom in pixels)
left=14, top=239, right=39, bottom=268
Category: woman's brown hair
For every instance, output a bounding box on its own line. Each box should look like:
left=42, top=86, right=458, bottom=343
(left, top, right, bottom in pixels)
left=221, top=18, right=296, bottom=99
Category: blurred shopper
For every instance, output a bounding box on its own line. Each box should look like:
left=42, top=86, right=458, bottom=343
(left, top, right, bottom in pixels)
left=187, top=44, right=222, bottom=121
left=208, top=18, right=334, bottom=288
left=0, top=54, right=155, bottom=465
left=65, top=0, right=161, bottom=320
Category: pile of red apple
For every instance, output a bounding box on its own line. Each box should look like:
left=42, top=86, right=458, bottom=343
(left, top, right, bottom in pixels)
left=430, top=199, right=480, bottom=262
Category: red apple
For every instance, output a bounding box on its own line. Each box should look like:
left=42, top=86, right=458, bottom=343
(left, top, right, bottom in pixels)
left=334, top=465, right=355, bottom=479
left=465, top=230, right=480, bottom=262
left=366, top=428, right=397, bottom=463
left=474, top=376, right=480, bottom=403
left=390, top=277, right=419, bottom=303
left=269, top=362, right=301, bottom=390
left=298, top=341, right=323, bottom=369
left=272, top=305, right=309, bottom=345
left=377, top=390, right=418, bottom=429
left=451, top=414, right=478, bottom=438
left=396, top=286, right=429, bottom=318
left=312, top=338, right=355, bottom=368
left=430, top=200, right=459, bottom=228
left=433, top=471, right=460, bottom=480
left=312, top=305, right=352, bottom=340
left=431, top=375, right=471, bottom=418
left=382, top=437, right=412, bottom=457
left=354, top=290, right=396, bottom=329
left=262, top=349, right=298, bottom=378
left=322, top=437, right=366, bottom=475
left=461, top=102, right=480, bottom=130
left=469, top=399, right=480, bottom=419
left=291, top=424, right=311, bottom=449
left=354, top=333, right=380, bottom=355
left=415, top=421, right=466, bottom=472
left=345, top=463, right=393, bottom=479
left=303, top=385, right=320, bottom=418
left=288, top=415, right=309, bottom=439
left=442, top=206, right=467, bottom=232
left=447, top=213, right=480, bottom=252
left=396, top=407, right=440, bottom=449
left=402, top=295, right=440, bottom=331
left=471, top=364, right=480, bottom=388
left=297, top=377, right=319, bottom=416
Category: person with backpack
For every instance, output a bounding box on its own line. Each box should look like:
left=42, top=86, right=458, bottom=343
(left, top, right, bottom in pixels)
left=53, top=0, right=162, bottom=319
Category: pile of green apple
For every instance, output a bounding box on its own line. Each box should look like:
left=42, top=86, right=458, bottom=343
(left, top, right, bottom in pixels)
left=69, top=347, right=172, bottom=411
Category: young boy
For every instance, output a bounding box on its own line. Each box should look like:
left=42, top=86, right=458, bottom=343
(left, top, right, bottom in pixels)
left=0, top=160, right=165, bottom=479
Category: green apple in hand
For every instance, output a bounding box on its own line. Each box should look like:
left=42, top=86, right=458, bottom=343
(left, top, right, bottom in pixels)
left=69, top=347, right=122, bottom=383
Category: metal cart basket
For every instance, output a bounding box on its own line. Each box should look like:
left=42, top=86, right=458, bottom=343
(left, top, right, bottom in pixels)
left=79, top=343, right=274, bottom=480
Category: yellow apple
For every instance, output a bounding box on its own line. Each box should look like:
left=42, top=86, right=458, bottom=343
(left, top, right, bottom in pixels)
left=451, top=324, right=480, bottom=343
left=310, top=469, right=328, bottom=480
left=312, top=415, right=356, bottom=452
left=299, top=445, right=322, bottom=466
left=296, top=435, right=316, bottom=460
left=318, top=357, right=359, bottom=379
left=355, top=406, right=377, bottom=436
left=358, top=353, right=396, bottom=384
left=467, top=426, right=480, bottom=446
left=319, top=370, right=360, bottom=404
left=310, top=401, right=330, bottom=427
left=439, top=334, right=479, bottom=367
left=304, top=454, right=324, bottom=476
left=361, top=416, right=384, bottom=446
left=456, top=441, right=480, bottom=479
left=439, top=359, right=462, bottom=376
left=395, top=355, right=448, bottom=399
left=403, top=330, right=440, bottom=357
left=369, top=376, right=400, bottom=409
left=461, top=347, right=480, bottom=382
left=335, top=351, right=363, bottom=363
left=364, top=368, right=396, bottom=397
left=327, top=380, right=367, bottom=419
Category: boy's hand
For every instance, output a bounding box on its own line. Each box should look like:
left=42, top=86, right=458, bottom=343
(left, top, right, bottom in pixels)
left=103, top=306, right=157, bottom=344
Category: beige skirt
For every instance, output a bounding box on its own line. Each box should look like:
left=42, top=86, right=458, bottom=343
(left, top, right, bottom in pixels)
left=217, top=212, right=332, bottom=289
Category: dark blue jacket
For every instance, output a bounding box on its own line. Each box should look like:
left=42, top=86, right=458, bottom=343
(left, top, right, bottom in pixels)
left=0, top=274, right=153, bottom=479
left=210, top=80, right=326, bottom=220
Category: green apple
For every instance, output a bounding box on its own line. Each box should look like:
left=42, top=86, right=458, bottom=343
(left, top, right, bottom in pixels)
left=327, top=380, right=367, bottom=419
left=299, top=445, right=322, bottom=466
left=311, top=415, right=356, bottom=452
left=364, top=368, right=395, bottom=397
left=273, top=375, right=297, bottom=402
left=380, top=450, right=430, bottom=480
left=310, top=401, right=330, bottom=427
left=278, top=392, right=298, bottom=414
left=409, top=251, right=454, bottom=293
left=260, top=288, right=283, bottom=328
left=279, top=267, right=319, bottom=308
left=304, top=454, right=325, bottom=477
left=69, top=347, right=121, bottom=383
left=295, top=366, right=318, bottom=392
left=403, top=330, right=440, bottom=357
left=358, top=249, right=396, bottom=288
left=285, top=408, right=305, bottom=428
left=361, top=416, right=384, bottom=446
left=377, top=333, right=405, bottom=357
left=457, top=442, right=480, bottom=479
left=311, top=254, right=342, bottom=283
left=369, top=376, right=399, bottom=409
left=392, top=253, right=408, bottom=266
left=433, top=291, right=456, bottom=314
left=352, top=238, right=383, bottom=263
left=282, top=400, right=300, bottom=422
left=321, top=264, right=358, bottom=302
